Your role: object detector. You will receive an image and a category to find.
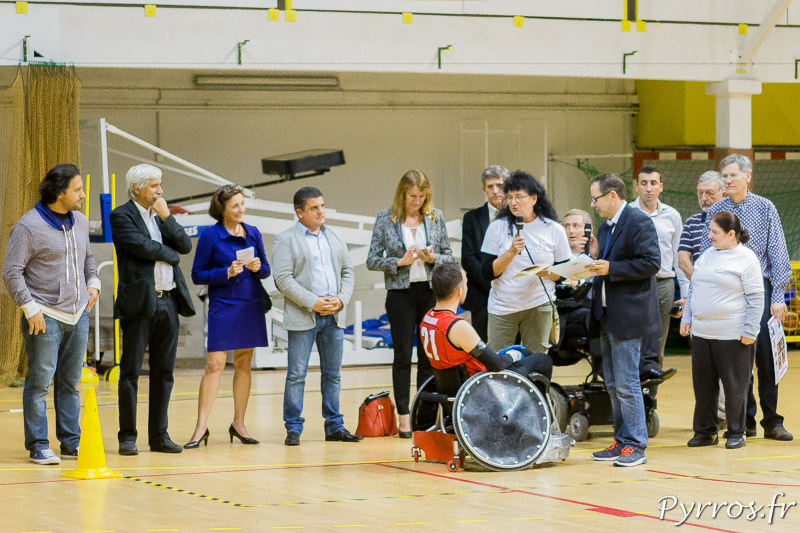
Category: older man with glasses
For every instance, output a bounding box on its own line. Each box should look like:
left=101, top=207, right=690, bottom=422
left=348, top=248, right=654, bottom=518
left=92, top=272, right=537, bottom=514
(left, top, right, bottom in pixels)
left=701, top=154, right=793, bottom=442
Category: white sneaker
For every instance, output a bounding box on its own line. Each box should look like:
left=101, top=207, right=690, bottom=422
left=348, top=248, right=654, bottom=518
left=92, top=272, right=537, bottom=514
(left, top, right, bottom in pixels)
left=29, top=448, right=61, bottom=465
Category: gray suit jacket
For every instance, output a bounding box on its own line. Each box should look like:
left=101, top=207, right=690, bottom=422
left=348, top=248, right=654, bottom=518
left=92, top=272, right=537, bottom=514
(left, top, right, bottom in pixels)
left=272, top=222, right=355, bottom=331
left=366, top=208, right=454, bottom=290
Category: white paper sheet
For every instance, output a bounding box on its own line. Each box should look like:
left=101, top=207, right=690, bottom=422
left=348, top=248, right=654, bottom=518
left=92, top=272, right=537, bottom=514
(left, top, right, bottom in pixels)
left=547, top=254, right=595, bottom=280
left=236, top=246, right=255, bottom=262
left=768, top=316, right=788, bottom=385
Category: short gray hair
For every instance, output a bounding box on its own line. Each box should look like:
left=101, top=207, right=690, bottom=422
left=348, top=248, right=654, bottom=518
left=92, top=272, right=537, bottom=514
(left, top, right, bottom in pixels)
left=563, top=208, right=592, bottom=226
left=697, top=170, right=724, bottom=191
left=481, top=165, right=510, bottom=184
left=126, top=163, right=162, bottom=200
left=720, top=153, right=753, bottom=173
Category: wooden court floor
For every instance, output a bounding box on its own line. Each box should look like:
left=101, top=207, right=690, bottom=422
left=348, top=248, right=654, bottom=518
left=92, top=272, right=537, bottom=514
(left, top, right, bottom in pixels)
left=2, top=350, right=800, bottom=533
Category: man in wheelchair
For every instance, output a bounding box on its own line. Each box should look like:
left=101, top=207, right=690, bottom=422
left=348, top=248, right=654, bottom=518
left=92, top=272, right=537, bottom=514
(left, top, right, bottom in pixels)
left=420, top=262, right=552, bottom=383
left=411, top=262, right=569, bottom=471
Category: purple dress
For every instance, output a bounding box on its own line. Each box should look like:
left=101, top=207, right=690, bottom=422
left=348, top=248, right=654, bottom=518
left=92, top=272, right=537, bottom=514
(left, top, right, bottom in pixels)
left=192, top=222, right=270, bottom=352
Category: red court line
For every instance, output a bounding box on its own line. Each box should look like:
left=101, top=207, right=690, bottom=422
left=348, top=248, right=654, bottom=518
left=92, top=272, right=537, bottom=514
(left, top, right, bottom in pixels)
left=0, top=478, right=77, bottom=486
left=647, top=469, right=800, bottom=488
left=378, top=463, right=738, bottom=532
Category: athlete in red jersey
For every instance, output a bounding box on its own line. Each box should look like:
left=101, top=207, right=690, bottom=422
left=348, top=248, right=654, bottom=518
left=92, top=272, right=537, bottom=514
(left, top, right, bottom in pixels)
left=421, top=263, right=553, bottom=380
left=421, top=309, right=486, bottom=376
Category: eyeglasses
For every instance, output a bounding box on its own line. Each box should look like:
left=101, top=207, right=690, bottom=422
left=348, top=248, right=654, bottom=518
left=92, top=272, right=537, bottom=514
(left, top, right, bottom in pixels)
left=590, top=191, right=611, bottom=204
left=507, top=194, right=530, bottom=203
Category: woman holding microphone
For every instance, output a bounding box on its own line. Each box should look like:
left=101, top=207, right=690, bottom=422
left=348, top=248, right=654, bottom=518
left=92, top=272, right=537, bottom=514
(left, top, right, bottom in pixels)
left=184, top=185, right=270, bottom=448
left=480, top=171, right=571, bottom=353
left=367, top=169, right=454, bottom=437
left=680, top=211, right=764, bottom=450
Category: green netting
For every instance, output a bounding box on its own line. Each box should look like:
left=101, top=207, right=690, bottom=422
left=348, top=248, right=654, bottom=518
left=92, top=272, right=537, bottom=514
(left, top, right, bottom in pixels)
left=655, top=159, right=800, bottom=261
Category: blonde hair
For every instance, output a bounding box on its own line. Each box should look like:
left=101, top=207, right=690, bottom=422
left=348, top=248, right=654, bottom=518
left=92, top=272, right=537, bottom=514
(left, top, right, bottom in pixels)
left=389, top=169, right=436, bottom=223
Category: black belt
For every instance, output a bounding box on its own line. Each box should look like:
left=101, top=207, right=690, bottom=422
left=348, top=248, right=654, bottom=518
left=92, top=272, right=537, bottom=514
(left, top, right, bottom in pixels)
left=155, top=289, right=173, bottom=298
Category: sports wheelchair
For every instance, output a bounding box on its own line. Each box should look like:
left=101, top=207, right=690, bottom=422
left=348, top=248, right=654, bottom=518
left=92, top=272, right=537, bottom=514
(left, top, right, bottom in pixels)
left=409, top=363, right=571, bottom=472
left=546, top=280, right=662, bottom=441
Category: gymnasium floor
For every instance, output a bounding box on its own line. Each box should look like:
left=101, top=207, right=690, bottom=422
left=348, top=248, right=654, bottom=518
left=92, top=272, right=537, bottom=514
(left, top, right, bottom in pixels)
left=2, top=351, right=799, bottom=533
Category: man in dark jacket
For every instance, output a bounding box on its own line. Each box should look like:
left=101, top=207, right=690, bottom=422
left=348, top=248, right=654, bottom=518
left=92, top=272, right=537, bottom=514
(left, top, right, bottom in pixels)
left=460, top=165, right=508, bottom=341
left=110, top=163, right=195, bottom=456
left=586, top=173, right=661, bottom=467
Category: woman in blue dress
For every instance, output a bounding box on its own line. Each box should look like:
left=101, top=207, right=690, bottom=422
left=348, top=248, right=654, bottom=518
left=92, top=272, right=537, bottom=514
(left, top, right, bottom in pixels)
left=184, top=185, right=270, bottom=448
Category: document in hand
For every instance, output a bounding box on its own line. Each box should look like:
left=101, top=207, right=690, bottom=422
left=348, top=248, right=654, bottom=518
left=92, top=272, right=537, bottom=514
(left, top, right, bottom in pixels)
left=514, top=264, right=551, bottom=278
left=768, top=316, right=788, bottom=385
left=547, top=255, right=595, bottom=281
left=236, top=246, right=255, bottom=262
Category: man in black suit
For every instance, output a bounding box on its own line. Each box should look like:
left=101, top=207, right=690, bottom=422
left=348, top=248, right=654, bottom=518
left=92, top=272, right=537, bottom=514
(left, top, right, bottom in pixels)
left=460, top=165, right=508, bottom=341
left=586, top=173, right=660, bottom=467
left=110, top=164, right=196, bottom=455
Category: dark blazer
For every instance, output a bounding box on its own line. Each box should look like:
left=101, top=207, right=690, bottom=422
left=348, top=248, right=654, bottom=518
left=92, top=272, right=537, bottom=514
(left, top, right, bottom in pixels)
left=110, top=200, right=196, bottom=320
left=461, top=203, right=491, bottom=312
left=590, top=204, right=660, bottom=340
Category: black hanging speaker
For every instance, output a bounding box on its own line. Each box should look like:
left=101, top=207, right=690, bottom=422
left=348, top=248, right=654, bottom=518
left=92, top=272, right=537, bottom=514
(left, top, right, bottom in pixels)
left=261, top=149, right=346, bottom=179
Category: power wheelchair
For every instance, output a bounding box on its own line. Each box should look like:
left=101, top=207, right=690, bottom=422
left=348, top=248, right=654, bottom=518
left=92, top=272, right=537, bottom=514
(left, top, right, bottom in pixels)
left=409, top=362, right=571, bottom=472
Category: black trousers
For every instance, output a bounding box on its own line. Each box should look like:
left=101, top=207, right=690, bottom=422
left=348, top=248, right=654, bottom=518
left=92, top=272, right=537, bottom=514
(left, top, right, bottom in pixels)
left=508, top=352, right=553, bottom=382
left=747, top=279, right=784, bottom=430
left=386, top=282, right=435, bottom=415
left=691, top=336, right=754, bottom=438
left=470, top=303, right=488, bottom=342
left=118, top=293, right=179, bottom=445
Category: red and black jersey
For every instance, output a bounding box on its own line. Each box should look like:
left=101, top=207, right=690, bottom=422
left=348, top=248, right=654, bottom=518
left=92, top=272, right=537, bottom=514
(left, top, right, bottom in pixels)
left=419, top=308, right=486, bottom=376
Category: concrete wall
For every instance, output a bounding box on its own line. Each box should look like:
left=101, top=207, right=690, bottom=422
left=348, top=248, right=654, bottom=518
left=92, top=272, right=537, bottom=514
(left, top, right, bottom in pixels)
left=27, top=68, right=634, bottom=357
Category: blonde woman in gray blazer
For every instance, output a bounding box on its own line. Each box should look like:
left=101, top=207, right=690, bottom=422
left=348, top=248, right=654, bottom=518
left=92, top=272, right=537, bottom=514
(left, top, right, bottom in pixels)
left=273, top=187, right=360, bottom=446
left=366, top=169, right=454, bottom=437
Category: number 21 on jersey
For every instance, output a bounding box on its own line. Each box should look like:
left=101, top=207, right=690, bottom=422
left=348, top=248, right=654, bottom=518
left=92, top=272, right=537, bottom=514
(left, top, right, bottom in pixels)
left=420, top=326, right=440, bottom=361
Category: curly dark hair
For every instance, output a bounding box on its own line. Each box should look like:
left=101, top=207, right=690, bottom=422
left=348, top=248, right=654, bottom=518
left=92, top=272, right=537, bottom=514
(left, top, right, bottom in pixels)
left=39, top=164, right=80, bottom=204
left=496, top=170, right=558, bottom=233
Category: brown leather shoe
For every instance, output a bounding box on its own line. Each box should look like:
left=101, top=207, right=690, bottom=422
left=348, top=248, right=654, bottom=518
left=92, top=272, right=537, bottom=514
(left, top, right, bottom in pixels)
left=764, top=425, right=793, bottom=441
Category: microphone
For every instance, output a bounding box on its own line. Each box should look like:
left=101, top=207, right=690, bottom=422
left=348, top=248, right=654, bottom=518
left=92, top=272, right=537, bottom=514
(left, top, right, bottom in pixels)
left=515, top=216, right=524, bottom=236
left=584, top=223, right=592, bottom=255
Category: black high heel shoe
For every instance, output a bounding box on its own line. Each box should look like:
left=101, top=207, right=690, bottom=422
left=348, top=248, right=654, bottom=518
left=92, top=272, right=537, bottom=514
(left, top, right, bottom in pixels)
left=229, top=424, right=259, bottom=445
left=184, top=428, right=209, bottom=449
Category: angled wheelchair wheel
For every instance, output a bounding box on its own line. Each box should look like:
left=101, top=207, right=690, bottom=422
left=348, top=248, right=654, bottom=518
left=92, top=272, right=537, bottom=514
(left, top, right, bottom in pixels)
left=548, top=386, right=569, bottom=433
left=568, top=412, right=589, bottom=442
left=647, top=410, right=660, bottom=438
left=410, top=376, right=440, bottom=432
left=453, top=371, right=552, bottom=471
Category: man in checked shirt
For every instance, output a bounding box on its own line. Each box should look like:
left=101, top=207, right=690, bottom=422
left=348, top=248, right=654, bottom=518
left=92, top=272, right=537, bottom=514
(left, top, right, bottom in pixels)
left=701, top=153, right=793, bottom=441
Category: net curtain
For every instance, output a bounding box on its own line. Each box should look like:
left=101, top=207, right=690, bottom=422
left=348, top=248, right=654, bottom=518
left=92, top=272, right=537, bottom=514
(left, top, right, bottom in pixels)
left=0, top=64, right=81, bottom=387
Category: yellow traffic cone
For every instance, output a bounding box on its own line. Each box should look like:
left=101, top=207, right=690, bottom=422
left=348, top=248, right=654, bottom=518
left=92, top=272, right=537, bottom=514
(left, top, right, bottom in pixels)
left=62, top=387, right=123, bottom=480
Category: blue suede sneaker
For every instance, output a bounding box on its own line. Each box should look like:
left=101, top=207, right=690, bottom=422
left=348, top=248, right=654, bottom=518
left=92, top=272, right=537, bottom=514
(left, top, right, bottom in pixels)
left=613, top=447, right=647, bottom=467
left=30, top=448, right=61, bottom=465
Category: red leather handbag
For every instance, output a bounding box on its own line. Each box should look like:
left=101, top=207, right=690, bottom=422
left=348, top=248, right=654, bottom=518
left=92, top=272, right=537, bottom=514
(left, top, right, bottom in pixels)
left=355, top=391, right=398, bottom=437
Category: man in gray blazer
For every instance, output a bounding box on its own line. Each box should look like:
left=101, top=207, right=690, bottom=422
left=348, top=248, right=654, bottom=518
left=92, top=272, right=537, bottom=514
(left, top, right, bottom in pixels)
left=273, top=187, right=361, bottom=446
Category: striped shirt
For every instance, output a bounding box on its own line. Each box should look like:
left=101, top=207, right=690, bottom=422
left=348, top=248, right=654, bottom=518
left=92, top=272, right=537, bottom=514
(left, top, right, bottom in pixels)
left=700, top=192, right=792, bottom=304
left=679, top=211, right=706, bottom=262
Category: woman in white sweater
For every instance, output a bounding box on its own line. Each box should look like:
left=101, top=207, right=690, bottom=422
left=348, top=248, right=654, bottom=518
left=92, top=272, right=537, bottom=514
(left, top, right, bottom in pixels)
left=680, top=211, right=764, bottom=450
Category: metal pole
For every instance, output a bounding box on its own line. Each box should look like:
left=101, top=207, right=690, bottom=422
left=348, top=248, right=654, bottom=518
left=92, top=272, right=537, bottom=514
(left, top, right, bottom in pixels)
left=105, top=123, right=244, bottom=191
left=95, top=261, right=115, bottom=364
left=99, top=118, right=111, bottom=194
left=354, top=300, right=362, bottom=352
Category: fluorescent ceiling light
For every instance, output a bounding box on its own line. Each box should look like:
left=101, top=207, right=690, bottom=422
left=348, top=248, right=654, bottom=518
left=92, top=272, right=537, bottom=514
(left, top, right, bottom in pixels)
left=194, top=75, right=339, bottom=89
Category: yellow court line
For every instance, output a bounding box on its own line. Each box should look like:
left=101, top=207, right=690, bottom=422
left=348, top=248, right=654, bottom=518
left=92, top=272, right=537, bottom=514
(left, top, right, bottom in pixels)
left=736, top=453, right=800, bottom=461
left=84, top=530, right=117, bottom=532
left=394, top=523, right=425, bottom=525
left=210, top=529, right=241, bottom=531
left=512, top=517, right=543, bottom=520
left=146, top=530, right=180, bottom=532
left=572, top=442, right=693, bottom=453
left=333, top=526, right=365, bottom=528
left=111, top=458, right=411, bottom=471
left=272, top=528, right=304, bottom=530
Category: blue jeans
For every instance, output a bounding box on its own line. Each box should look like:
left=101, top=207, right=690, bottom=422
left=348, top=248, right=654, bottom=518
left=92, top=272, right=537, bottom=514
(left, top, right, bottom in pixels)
left=284, top=313, right=345, bottom=435
left=21, top=312, right=89, bottom=452
left=599, top=319, right=647, bottom=450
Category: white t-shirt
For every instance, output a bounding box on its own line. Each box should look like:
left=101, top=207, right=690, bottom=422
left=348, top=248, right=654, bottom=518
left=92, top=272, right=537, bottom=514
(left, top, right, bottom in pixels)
left=481, top=216, right=572, bottom=315
left=402, top=223, right=428, bottom=282
left=689, top=244, right=764, bottom=340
